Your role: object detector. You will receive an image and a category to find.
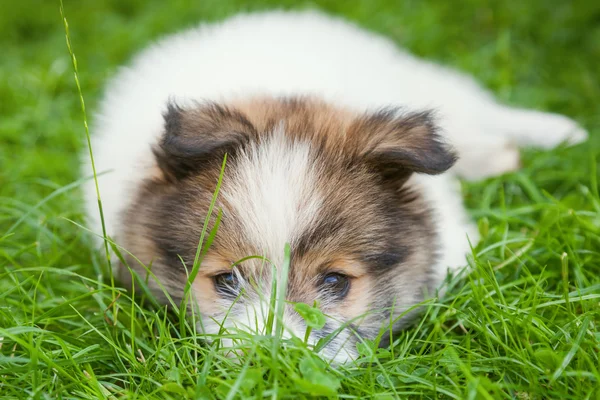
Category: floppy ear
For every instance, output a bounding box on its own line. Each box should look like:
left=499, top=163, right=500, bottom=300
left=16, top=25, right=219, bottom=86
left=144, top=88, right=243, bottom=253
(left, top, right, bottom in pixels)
left=355, top=108, right=457, bottom=184
left=153, top=101, right=256, bottom=181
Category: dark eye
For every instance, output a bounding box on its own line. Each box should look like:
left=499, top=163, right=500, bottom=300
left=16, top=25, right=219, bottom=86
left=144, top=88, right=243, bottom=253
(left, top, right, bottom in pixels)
left=321, top=273, right=350, bottom=299
left=213, top=272, right=240, bottom=297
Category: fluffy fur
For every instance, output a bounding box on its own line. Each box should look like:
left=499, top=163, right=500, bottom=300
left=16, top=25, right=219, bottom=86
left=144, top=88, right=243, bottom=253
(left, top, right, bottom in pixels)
left=82, top=10, right=587, bottom=363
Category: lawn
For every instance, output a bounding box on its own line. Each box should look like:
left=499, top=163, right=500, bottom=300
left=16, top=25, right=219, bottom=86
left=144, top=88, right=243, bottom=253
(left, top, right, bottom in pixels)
left=1, top=0, right=599, bottom=398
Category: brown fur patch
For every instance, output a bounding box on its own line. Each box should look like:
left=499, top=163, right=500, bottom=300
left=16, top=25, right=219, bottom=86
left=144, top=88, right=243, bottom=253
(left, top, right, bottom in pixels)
left=190, top=255, right=233, bottom=315
left=339, top=275, right=373, bottom=320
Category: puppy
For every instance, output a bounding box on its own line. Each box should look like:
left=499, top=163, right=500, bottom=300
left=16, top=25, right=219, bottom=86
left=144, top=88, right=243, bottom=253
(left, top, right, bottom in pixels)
left=82, top=10, right=587, bottom=363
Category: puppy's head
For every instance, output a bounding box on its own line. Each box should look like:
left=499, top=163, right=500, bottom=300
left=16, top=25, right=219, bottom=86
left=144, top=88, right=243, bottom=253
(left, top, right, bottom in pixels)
left=120, top=96, right=456, bottom=362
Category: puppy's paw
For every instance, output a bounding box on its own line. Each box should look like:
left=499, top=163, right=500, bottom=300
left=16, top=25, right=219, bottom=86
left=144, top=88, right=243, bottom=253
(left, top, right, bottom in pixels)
left=455, top=143, right=520, bottom=180
left=476, top=145, right=521, bottom=178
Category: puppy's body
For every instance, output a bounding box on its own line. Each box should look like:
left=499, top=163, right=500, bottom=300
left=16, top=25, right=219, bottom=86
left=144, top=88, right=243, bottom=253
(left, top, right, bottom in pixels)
left=83, top=11, right=586, bottom=362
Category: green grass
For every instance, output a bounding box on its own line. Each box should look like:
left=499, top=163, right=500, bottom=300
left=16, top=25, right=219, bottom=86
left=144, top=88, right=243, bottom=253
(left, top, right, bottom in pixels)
left=1, top=0, right=599, bottom=398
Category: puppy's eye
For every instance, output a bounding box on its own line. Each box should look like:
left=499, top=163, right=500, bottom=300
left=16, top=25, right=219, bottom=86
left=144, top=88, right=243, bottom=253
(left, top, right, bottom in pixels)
left=213, top=272, right=240, bottom=296
left=321, top=273, right=350, bottom=299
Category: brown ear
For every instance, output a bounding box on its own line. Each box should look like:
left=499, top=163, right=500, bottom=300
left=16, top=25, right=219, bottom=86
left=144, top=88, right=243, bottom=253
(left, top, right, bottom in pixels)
left=354, top=108, right=457, bottom=182
left=153, top=101, right=256, bottom=181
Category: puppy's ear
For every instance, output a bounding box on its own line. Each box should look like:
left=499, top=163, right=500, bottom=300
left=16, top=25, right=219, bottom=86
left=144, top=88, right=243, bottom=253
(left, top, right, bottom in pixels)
left=153, top=101, right=256, bottom=181
left=354, top=108, right=457, bottom=184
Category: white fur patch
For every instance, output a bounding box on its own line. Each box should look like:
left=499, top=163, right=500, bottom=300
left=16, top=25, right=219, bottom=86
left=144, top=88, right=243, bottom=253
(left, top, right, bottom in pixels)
left=221, top=124, right=323, bottom=265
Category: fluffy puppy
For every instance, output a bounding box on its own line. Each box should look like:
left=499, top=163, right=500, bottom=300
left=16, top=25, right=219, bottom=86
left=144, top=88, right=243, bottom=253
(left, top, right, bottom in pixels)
left=82, top=10, right=587, bottom=363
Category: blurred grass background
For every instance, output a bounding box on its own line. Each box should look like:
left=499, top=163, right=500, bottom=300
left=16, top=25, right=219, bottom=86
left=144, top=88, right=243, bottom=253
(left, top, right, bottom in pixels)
left=1, top=0, right=599, bottom=398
